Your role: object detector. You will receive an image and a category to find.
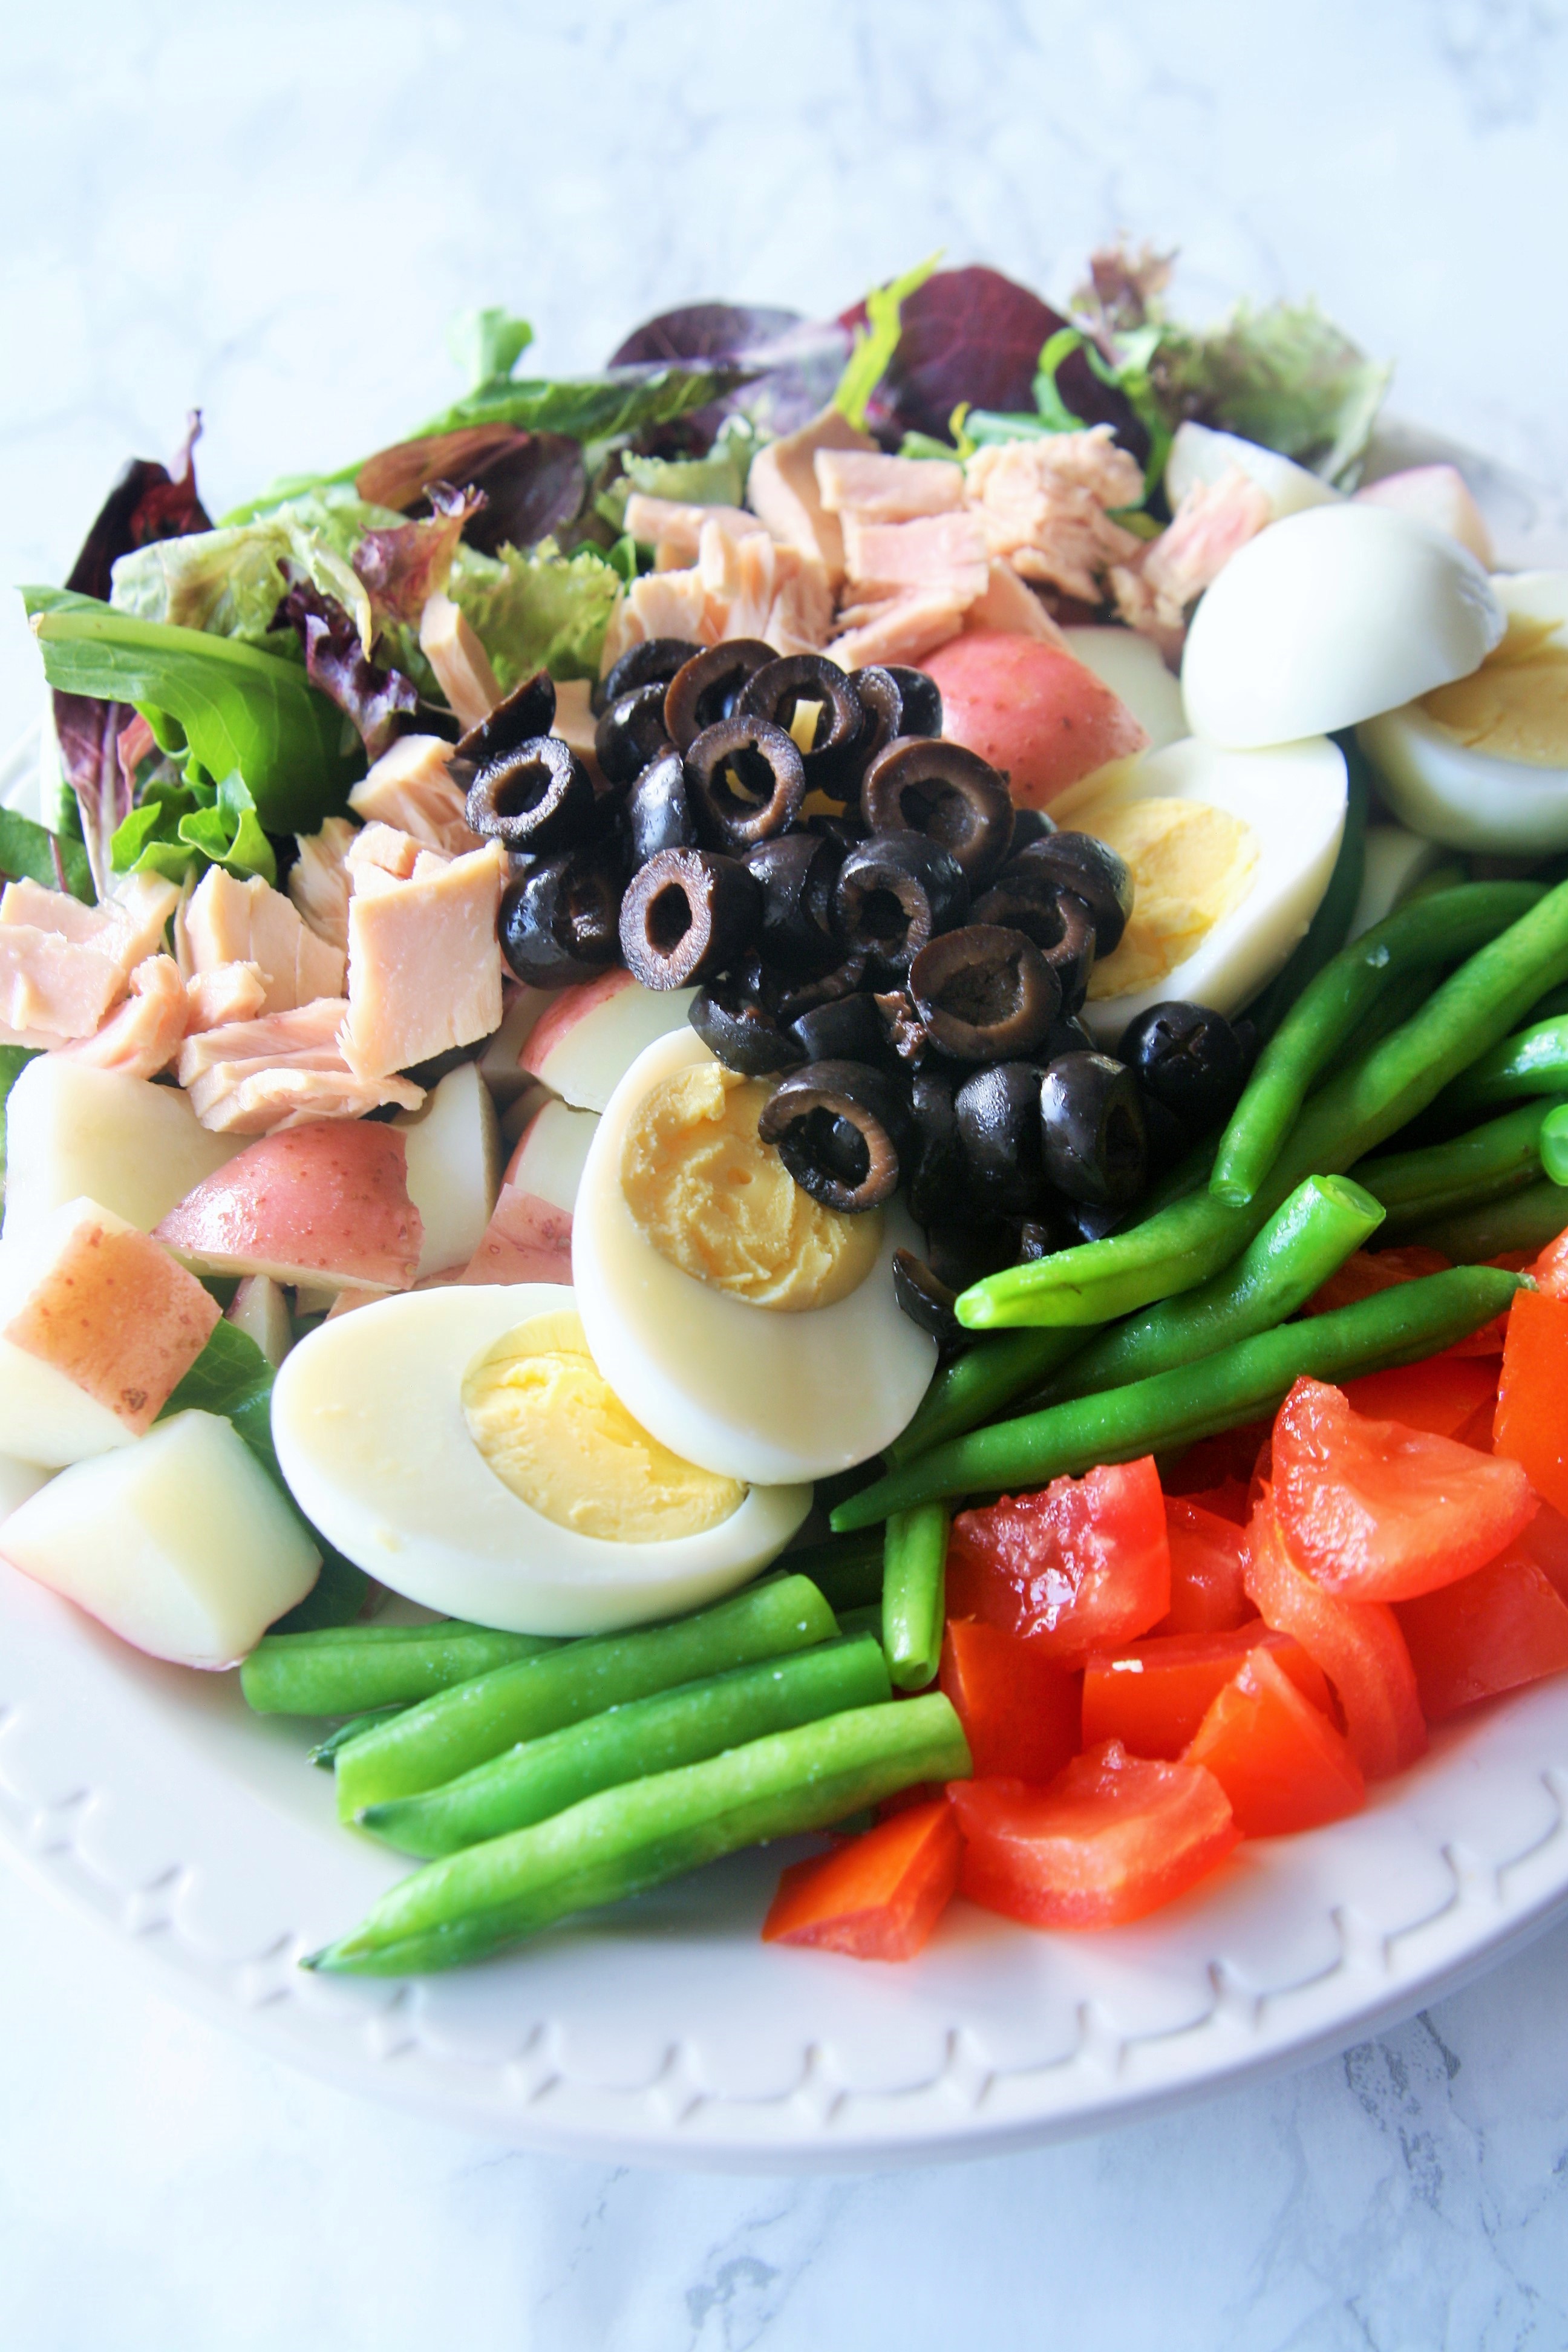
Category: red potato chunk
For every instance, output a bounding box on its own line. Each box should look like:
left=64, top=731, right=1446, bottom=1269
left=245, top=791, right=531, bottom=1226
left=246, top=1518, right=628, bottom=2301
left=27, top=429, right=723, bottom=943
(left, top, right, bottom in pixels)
left=3, top=1200, right=219, bottom=1436
left=155, top=1120, right=423, bottom=1293
left=919, top=630, right=1149, bottom=808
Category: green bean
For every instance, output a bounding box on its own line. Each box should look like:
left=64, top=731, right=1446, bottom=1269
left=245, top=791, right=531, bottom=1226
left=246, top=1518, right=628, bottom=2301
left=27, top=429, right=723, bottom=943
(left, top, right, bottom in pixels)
left=1212, top=883, right=1543, bottom=1207
left=834, top=1266, right=1523, bottom=1529
left=309, top=1707, right=405, bottom=1768
left=1437, top=1016, right=1568, bottom=1116
left=881, top=1503, right=950, bottom=1690
left=835, top=1602, right=884, bottom=1642
left=959, top=876, right=1568, bottom=1331
left=1406, top=1181, right=1568, bottom=1263
left=334, top=1574, right=837, bottom=1818
left=361, top=1635, right=891, bottom=1858
left=1040, top=1175, right=1383, bottom=1405
left=308, top=1693, right=971, bottom=1975
left=1244, top=742, right=1370, bottom=1042
left=778, top=1530, right=884, bottom=1613
left=1542, top=1104, right=1568, bottom=1186
left=241, top=1621, right=561, bottom=1717
left=1353, top=1099, right=1567, bottom=1235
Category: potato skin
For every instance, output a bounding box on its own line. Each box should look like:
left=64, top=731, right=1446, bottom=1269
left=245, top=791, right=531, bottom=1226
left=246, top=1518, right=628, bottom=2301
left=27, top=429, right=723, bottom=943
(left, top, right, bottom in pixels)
left=920, top=632, right=1149, bottom=808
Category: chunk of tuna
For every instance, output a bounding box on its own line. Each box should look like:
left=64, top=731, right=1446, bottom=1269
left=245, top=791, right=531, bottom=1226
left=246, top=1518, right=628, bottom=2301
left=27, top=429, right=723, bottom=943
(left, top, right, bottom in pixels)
left=1111, top=465, right=1272, bottom=643
left=192, top=1065, right=423, bottom=1133
left=349, top=736, right=483, bottom=857
left=1, top=872, right=178, bottom=976
left=598, top=566, right=716, bottom=674
left=287, top=815, right=358, bottom=953
left=155, top=1120, right=423, bottom=1291
left=55, top=955, right=189, bottom=1079
left=347, top=823, right=430, bottom=885
left=419, top=592, right=501, bottom=730
left=185, top=962, right=269, bottom=1033
left=341, top=837, right=506, bottom=1080
left=765, top=558, right=835, bottom=657
left=828, top=589, right=970, bottom=670
left=182, top=867, right=346, bottom=1013
left=815, top=451, right=965, bottom=520
left=965, top=429, right=1146, bottom=602
left=745, top=405, right=876, bottom=580
left=0, top=926, right=126, bottom=1046
left=841, top=511, right=990, bottom=601
left=178, top=999, right=349, bottom=1088
left=963, top=560, right=1070, bottom=644
left=625, top=495, right=776, bottom=569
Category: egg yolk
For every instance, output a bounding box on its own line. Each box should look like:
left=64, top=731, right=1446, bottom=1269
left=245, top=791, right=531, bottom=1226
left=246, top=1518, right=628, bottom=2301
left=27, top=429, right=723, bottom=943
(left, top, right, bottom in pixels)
left=462, top=1307, right=743, bottom=1541
left=620, top=1061, right=881, bottom=1311
left=1073, top=794, right=1259, bottom=999
left=1420, top=615, right=1568, bottom=767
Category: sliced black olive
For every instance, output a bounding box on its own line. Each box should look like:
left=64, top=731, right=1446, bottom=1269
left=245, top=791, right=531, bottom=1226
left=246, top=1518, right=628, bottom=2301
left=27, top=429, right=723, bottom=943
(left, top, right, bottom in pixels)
left=892, top=1250, right=967, bottom=1350
left=742, top=831, right=842, bottom=978
left=926, top=1215, right=1021, bottom=1293
left=786, top=989, right=891, bottom=1070
left=500, top=848, right=622, bottom=986
left=593, top=682, right=669, bottom=787
left=1039, top=1052, right=1148, bottom=1207
left=1040, top=1011, right=1095, bottom=1061
left=457, top=669, right=556, bottom=766
left=773, top=952, right=871, bottom=1028
left=619, top=848, right=762, bottom=990
left=757, top=1058, right=907, bottom=1214
left=1007, top=806, right=1057, bottom=858
left=664, top=639, right=775, bottom=751
left=874, top=988, right=930, bottom=1068
left=737, top=655, right=863, bottom=792
left=906, top=1067, right=968, bottom=1226
left=689, top=981, right=803, bottom=1077
left=955, top=1061, right=1048, bottom=1217
left=860, top=737, right=1014, bottom=880
left=467, top=736, right=594, bottom=855
left=1015, top=1212, right=1073, bottom=1262
left=833, top=833, right=968, bottom=982
left=685, top=716, right=806, bottom=850
left=1014, top=832, right=1134, bottom=956
left=1117, top=1001, right=1249, bottom=1128
left=884, top=665, right=942, bottom=737
left=844, top=665, right=903, bottom=774
left=624, top=746, right=699, bottom=864
left=806, top=810, right=869, bottom=855
left=973, top=871, right=1097, bottom=1013
left=908, top=924, right=1061, bottom=1063
left=598, top=635, right=701, bottom=716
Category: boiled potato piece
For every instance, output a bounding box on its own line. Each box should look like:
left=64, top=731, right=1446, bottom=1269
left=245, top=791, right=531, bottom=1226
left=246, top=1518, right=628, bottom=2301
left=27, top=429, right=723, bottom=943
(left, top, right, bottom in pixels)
left=2, top=1059, right=240, bottom=1240
left=397, top=1061, right=500, bottom=1278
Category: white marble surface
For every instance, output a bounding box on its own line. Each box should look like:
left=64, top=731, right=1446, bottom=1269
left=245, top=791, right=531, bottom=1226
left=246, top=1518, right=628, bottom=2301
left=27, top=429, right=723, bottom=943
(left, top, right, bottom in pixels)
left=4, top=1, right=1568, bottom=2341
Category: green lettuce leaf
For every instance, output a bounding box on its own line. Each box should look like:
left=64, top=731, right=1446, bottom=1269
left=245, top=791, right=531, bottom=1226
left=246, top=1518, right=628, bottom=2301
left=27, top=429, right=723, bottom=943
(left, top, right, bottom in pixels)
left=448, top=307, right=535, bottom=396
left=1153, top=299, right=1391, bottom=485
left=832, top=253, right=942, bottom=432
left=0, top=805, right=94, bottom=901
left=448, top=538, right=622, bottom=685
left=109, top=489, right=393, bottom=651
left=420, top=362, right=745, bottom=446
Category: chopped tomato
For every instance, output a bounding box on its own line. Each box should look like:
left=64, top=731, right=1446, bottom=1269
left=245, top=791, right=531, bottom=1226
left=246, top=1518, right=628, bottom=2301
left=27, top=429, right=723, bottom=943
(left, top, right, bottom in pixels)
left=1395, top=1545, right=1568, bottom=1720
left=1244, top=1498, right=1427, bottom=1779
left=1080, top=1622, right=1331, bottom=1759
left=1341, top=1354, right=1498, bottom=1439
left=1185, top=1645, right=1365, bottom=1836
left=763, top=1800, right=962, bottom=1960
left=1495, top=1288, right=1568, bottom=1518
left=949, top=1741, right=1240, bottom=1929
left=1163, top=1423, right=1272, bottom=1500
left=1301, top=1244, right=1451, bottom=1319
left=1528, top=1225, right=1568, bottom=1299
left=938, top=1618, right=1081, bottom=1782
left=1517, top=1498, right=1568, bottom=1604
left=945, top=1456, right=1169, bottom=1658
left=1273, top=1375, right=1535, bottom=1602
left=1155, top=1495, right=1254, bottom=1633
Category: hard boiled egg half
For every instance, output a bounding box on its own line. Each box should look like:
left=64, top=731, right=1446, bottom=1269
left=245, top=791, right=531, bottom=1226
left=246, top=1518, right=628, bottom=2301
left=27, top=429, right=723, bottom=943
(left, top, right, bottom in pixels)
left=572, top=1028, right=938, bottom=1485
left=1053, top=734, right=1348, bottom=1045
left=270, top=1282, right=811, bottom=1635
left=1358, top=572, right=1568, bottom=852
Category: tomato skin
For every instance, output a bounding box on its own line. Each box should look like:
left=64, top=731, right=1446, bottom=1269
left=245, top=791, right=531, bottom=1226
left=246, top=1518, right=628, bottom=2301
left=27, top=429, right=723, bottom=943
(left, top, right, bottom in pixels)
left=1394, top=1546, right=1568, bottom=1721
left=1162, top=1425, right=1270, bottom=1504
left=1155, top=1495, right=1253, bottom=1632
left=1185, top=1646, right=1365, bottom=1837
left=918, top=631, right=1148, bottom=808
left=1495, top=1289, right=1568, bottom=1519
left=1341, top=1354, right=1497, bottom=1440
left=949, top=1740, right=1239, bottom=1929
left=938, top=1618, right=1081, bottom=1782
left=1244, top=1498, right=1427, bottom=1780
left=763, top=1801, right=962, bottom=1961
left=1081, top=1622, right=1331, bottom=1760
left=1302, top=1246, right=1451, bottom=1320
left=1517, top=1499, right=1568, bottom=1604
left=1528, top=1226, right=1568, bottom=1300
left=946, top=1457, right=1170, bottom=1659
left=1273, top=1376, right=1536, bottom=1602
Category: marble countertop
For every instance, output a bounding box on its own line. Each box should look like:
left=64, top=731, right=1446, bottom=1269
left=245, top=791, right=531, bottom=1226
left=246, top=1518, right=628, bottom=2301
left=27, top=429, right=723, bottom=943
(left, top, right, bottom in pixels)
left=4, top=1, right=1568, bottom=2342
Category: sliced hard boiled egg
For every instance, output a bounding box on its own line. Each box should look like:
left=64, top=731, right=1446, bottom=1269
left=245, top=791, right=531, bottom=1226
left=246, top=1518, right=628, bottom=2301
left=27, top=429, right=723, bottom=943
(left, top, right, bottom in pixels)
left=572, top=1028, right=936, bottom=1485
left=270, top=1283, right=810, bottom=1636
left=1181, top=504, right=1504, bottom=749
left=1061, top=734, right=1348, bottom=1044
left=1166, top=420, right=1341, bottom=524
left=1358, top=572, right=1568, bottom=853
left=1060, top=626, right=1187, bottom=750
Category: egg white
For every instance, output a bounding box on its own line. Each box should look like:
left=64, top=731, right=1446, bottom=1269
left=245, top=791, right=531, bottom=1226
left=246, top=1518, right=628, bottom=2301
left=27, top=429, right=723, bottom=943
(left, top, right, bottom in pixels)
left=1065, top=734, right=1348, bottom=1045
left=1165, top=420, right=1341, bottom=524
left=269, top=1282, right=812, bottom=1636
left=1060, top=626, right=1187, bottom=750
left=572, top=1028, right=938, bottom=1485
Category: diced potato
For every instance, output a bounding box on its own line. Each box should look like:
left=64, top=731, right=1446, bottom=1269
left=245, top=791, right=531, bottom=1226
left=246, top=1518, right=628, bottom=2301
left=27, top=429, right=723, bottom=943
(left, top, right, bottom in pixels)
left=0, top=1410, right=320, bottom=1668
left=396, top=1061, right=500, bottom=1278
left=2, top=1058, right=240, bottom=1240
left=226, top=1274, right=293, bottom=1367
left=0, top=1454, right=49, bottom=1524
left=155, top=1120, right=422, bottom=1292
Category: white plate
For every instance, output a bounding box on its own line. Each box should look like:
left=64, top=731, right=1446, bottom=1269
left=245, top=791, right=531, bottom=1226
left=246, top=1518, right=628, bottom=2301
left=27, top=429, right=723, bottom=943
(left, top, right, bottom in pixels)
left=4, top=428, right=1568, bottom=2171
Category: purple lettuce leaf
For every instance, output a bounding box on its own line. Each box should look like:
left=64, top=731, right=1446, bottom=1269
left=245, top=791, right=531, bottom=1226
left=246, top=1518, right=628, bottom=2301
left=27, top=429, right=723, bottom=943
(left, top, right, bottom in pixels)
left=272, top=579, right=419, bottom=761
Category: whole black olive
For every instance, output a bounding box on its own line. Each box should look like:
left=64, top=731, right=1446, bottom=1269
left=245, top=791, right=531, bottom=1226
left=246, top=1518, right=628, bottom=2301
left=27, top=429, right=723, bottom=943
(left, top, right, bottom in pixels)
left=1014, top=832, right=1134, bottom=956
left=884, top=665, right=942, bottom=737
left=906, top=1067, right=969, bottom=1226
left=786, top=989, right=891, bottom=1070
left=955, top=1061, right=1049, bottom=1217
left=624, top=746, right=699, bottom=864
left=757, top=1058, right=909, bottom=1214
left=1117, top=1001, right=1249, bottom=1128
left=593, top=682, right=670, bottom=787
left=689, top=982, right=803, bottom=1077
left=1007, top=806, right=1057, bottom=857
left=619, top=848, right=762, bottom=989
left=457, top=669, right=556, bottom=765
left=664, top=639, right=775, bottom=751
left=908, top=924, right=1062, bottom=1063
left=598, top=635, right=701, bottom=715
left=973, top=870, right=1097, bottom=1012
left=833, top=833, right=968, bottom=982
left=860, top=737, right=1014, bottom=880
left=1039, top=1052, right=1148, bottom=1207
left=467, top=736, right=595, bottom=855
left=891, top=1250, right=966, bottom=1350
left=685, top=716, right=806, bottom=849
left=500, top=848, right=622, bottom=986
left=737, top=655, right=863, bottom=792
left=742, top=832, right=842, bottom=978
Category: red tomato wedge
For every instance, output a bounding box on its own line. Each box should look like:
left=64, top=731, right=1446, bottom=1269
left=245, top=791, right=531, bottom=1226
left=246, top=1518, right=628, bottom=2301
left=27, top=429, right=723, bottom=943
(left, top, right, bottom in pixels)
left=763, top=1801, right=962, bottom=1961
left=1517, top=1499, right=1568, bottom=1604
left=938, top=1618, right=1081, bottom=1783
left=918, top=632, right=1148, bottom=808
left=1163, top=1425, right=1271, bottom=1502
left=1244, top=1498, right=1427, bottom=1780
left=946, top=1457, right=1169, bottom=1658
left=1080, top=1622, right=1331, bottom=1759
left=1528, top=1225, right=1568, bottom=1301
left=1156, top=1494, right=1253, bottom=1632
left=1273, top=1376, right=1535, bottom=1602
left=949, top=1742, right=1240, bottom=1930
left=1394, top=1547, right=1568, bottom=1721
left=1495, top=1288, right=1568, bottom=1519
left=1184, top=1645, right=1365, bottom=1836
left=1340, top=1354, right=1498, bottom=1440
left=1301, top=1245, right=1451, bottom=1319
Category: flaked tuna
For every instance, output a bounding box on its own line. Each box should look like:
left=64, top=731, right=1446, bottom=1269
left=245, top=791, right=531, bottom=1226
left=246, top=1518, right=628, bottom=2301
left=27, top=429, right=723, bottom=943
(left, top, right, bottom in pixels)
left=340, top=837, right=506, bottom=1080
left=55, top=956, right=189, bottom=1079
left=419, top=592, right=501, bottom=731
left=185, top=962, right=269, bottom=1033
left=965, top=428, right=1146, bottom=603
left=745, top=406, right=875, bottom=581
left=287, top=816, right=358, bottom=955
left=815, top=451, right=965, bottom=521
left=349, top=737, right=482, bottom=857
left=1111, top=465, right=1272, bottom=647
left=180, top=867, right=345, bottom=1014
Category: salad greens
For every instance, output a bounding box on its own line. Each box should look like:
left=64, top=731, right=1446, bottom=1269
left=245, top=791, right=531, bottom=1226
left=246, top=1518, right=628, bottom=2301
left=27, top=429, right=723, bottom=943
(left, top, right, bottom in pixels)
left=832, top=253, right=942, bottom=432
left=0, top=805, right=93, bottom=900
left=1152, top=298, right=1391, bottom=486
